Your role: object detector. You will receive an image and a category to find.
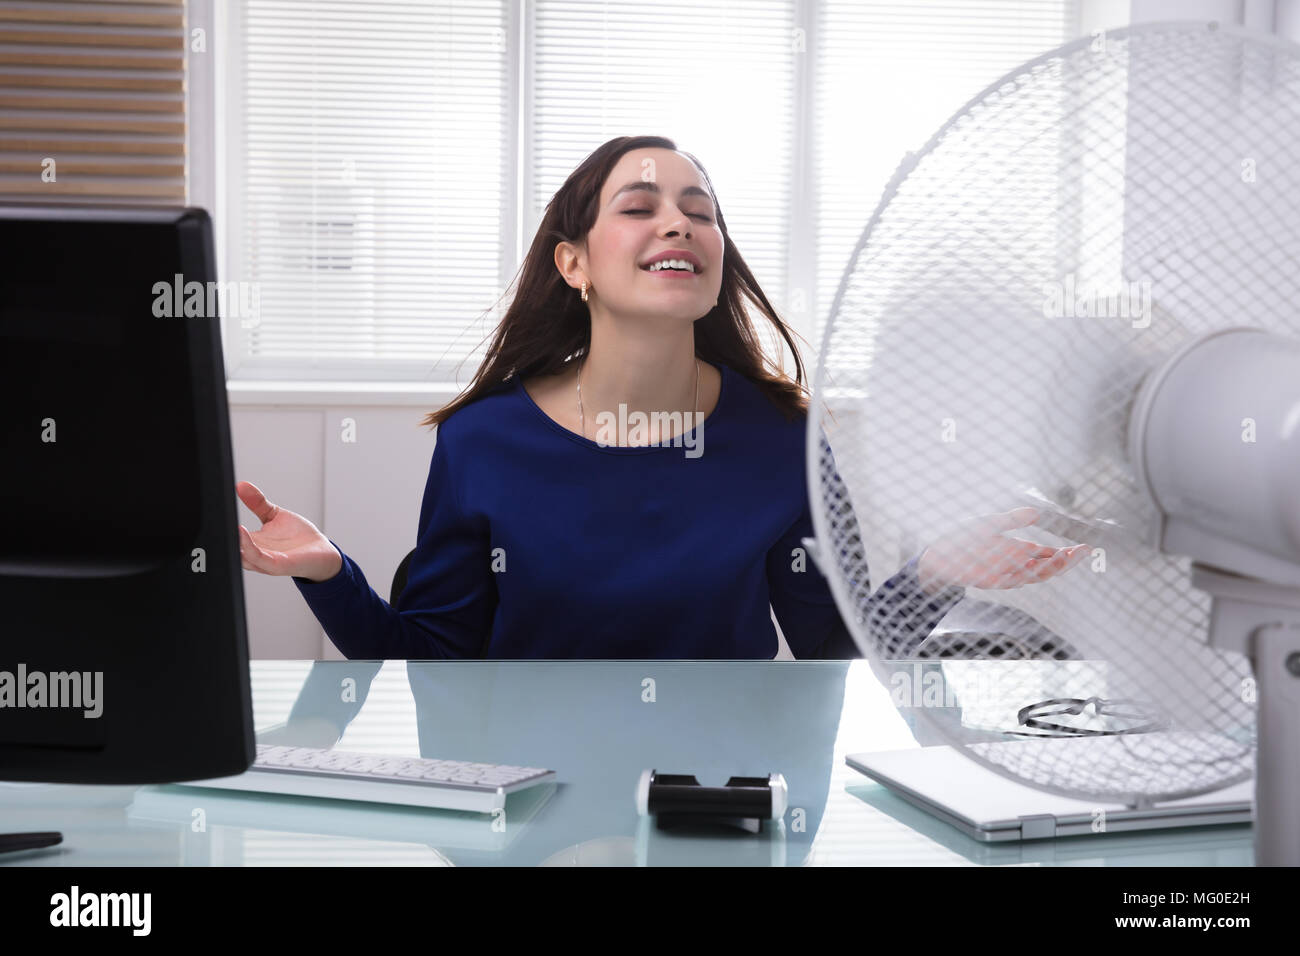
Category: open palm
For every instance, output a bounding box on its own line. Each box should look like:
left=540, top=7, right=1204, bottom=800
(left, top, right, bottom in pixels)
left=236, top=481, right=342, bottom=582
left=918, top=507, right=1088, bottom=593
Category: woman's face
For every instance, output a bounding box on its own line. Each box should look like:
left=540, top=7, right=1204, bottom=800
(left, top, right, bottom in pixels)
left=567, top=148, right=724, bottom=323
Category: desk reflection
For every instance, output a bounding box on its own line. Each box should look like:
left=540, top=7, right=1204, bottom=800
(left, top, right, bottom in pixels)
left=246, top=660, right=849, bottom=866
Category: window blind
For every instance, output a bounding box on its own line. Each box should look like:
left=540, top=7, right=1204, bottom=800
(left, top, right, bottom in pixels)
left=529, top=0, right=800, bottom=370
left=226, top=0, right=1081, bottom=384
left=228, top=0, right=513, bottom=382
left=812, top=0, right=1080, bottom=358
left=0, top=0, right=187, bottom=203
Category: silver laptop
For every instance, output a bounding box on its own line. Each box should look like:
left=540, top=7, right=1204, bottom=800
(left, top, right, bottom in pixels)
left=846, top=742, right=1252, bottom=843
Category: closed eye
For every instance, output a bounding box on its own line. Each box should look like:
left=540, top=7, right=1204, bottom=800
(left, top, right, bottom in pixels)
left=623, top=209, right=713, bottom=222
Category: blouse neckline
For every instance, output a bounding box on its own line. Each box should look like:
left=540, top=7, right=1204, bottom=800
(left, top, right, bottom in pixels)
left=515, top=360, right=729, bottom=455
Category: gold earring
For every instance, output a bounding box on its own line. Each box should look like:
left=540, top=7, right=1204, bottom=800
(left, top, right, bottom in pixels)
left=580, top=280, right=589, bottom=303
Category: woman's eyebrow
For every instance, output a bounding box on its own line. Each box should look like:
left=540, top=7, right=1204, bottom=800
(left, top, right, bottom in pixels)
left=607, top=181, right=712, bottom=206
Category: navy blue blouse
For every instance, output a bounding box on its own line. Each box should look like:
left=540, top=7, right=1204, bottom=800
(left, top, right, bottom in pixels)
left=293, top=361, right=963, bottom=658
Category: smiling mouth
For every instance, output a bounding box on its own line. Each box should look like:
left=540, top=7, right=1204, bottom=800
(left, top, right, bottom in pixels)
left=640, top=264, right=702, bottom=275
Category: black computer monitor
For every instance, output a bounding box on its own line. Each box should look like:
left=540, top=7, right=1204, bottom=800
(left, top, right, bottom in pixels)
left=0, top=205, right=254, bottom=783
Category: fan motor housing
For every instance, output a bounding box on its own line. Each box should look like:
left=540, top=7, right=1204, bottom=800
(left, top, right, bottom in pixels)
left=1129, top=327, right=1300, bottom=587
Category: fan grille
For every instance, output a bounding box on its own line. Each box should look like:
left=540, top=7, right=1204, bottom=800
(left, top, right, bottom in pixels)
left=810, top=22, right=1300, bottom=804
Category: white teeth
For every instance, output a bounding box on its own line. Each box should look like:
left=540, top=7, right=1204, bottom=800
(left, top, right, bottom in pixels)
left=647, top=259, right=696, bottom=273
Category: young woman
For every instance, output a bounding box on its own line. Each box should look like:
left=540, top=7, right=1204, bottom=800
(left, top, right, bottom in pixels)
left=237, top=135, right=1085, bottom=659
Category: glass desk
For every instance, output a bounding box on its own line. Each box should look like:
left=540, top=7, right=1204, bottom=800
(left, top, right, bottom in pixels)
left=0, top=660, right=1253, bottom=866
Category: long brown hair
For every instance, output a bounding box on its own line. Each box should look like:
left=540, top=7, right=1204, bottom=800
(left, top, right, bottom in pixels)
left=421, top=135, right=812, bottom=430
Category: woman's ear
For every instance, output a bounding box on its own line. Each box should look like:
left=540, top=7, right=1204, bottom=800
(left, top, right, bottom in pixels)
left=553, top=240, right=586, bottom=291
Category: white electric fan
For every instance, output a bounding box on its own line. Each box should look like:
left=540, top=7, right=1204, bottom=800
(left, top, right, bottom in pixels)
left=808, top=21, right=1300, bottom=866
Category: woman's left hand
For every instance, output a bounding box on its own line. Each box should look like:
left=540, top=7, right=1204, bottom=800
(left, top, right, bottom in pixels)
left=917, top=507, right=1088, bottom=595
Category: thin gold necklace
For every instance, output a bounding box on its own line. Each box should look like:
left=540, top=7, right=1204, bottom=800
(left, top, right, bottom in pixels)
left=577, top=357, right=700, bottom=445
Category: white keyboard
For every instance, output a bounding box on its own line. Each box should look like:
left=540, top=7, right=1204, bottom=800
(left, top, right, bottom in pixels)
left=176, top=744, right=556, bottom=813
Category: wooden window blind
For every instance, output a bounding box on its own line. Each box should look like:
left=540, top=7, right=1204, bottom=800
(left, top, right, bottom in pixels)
left=0, top=0, right=187, bottom=203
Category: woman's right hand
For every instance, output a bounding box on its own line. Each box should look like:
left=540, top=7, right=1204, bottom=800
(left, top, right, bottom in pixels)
left=236, top=480, right=343, bottom=583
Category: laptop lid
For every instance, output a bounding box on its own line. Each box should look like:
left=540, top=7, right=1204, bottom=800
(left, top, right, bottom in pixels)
left=847, top=742, right=1252, bottom=842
